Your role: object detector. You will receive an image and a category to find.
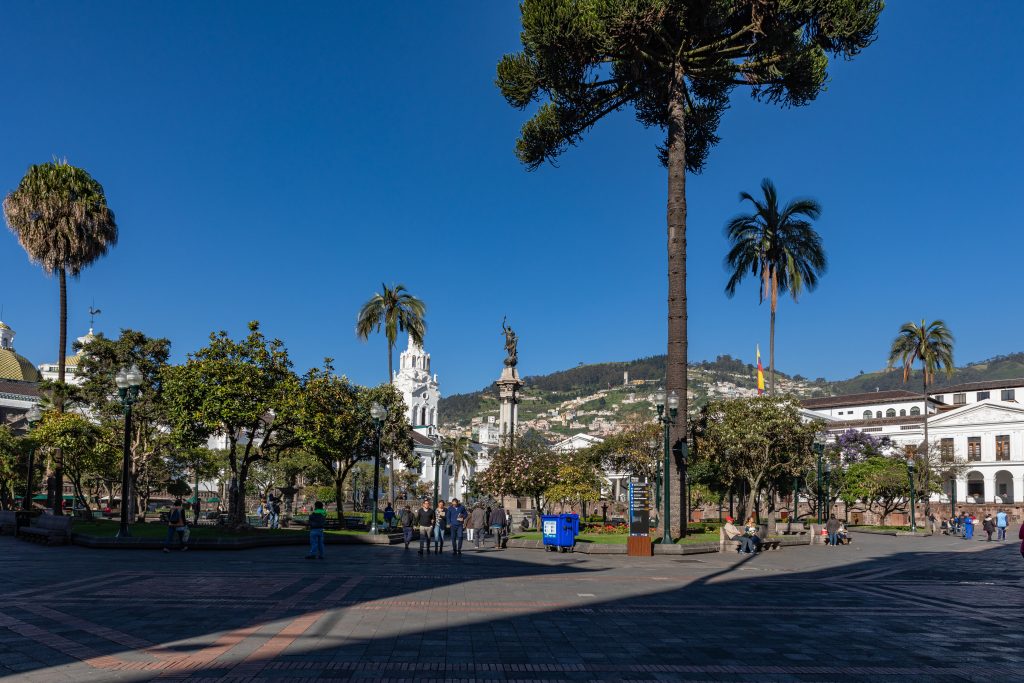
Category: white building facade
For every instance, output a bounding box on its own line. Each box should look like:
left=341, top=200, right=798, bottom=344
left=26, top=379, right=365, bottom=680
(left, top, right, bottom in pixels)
left=393, top=335, right=440, bottom=434
left=804, top=380, right=1024, bottom=509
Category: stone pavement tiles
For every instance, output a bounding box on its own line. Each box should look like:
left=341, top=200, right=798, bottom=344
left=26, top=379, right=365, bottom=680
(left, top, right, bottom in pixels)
left=0, top=530, right=1021, bottom=682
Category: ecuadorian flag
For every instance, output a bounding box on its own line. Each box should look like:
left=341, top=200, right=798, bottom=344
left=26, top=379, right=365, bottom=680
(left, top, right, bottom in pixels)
left=756, top=345, right=765, bottom=395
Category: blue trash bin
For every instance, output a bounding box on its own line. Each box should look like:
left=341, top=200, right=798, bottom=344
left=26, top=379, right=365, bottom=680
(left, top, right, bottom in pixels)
left=543, top=513, right=579, bottom=552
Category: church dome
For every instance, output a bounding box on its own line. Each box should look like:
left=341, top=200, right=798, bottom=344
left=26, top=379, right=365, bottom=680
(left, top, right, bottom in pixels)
left=0, top=349, right=41, bottom=382
left=0, top=320, right=41, bottom=382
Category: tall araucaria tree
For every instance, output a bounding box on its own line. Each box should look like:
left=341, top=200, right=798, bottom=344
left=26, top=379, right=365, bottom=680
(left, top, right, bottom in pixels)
left=724, top=178, right=826, bottom=394
left=887, top=319, right=955, bottom=464
left=4, top=160, right=118, bottom=514
left=356, top=283, right=426, bottom=504
left=497, top=0, right=882, bottom=535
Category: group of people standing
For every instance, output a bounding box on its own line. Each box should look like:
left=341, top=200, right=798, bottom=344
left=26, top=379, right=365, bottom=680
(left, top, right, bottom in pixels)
left=394, top=499, right=512, bottom=555
left=943, top=510, right=1009, bottom=541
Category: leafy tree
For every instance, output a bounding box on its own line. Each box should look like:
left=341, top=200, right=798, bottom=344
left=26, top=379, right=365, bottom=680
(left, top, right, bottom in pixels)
left=164, top=447, right=226, bottom=522
left=477, top=433, right=557, bottom=526
left=693, top=396, right=820, bottom=521
left=585, top=414, right=659, bottom=480
left=724, top=178, right=826, bottom=394
left=0, top=426, right=25, bottom=510
left=887, top=319, right=955, bottom=466
left=75, top=329, right=172, bottom=521
left=33, top=412, right=115, bottom=511
left=845, top=455, right=909, bottom=524
left=545, top=450, right=602, bottom=514
left=498, top=0, right=881, bottom=535
left=163, top=321, right=299, bottom=526
left=3, top=160, right=119, bottom=512
left=355, top=282, right=426, bottom=504
left=295, top=361, right=413, bottom=525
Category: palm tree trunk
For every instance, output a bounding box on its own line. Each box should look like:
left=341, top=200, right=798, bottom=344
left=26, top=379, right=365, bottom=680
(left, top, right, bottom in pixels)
left=387, top=341, right=396, bottom=507
left=921, top=366, right=929, bottom=462
left=665, top=64, right=688, bottom=539
left=769, top=304, right=776, bottom=396
left=52, top=268, right=68, bottom=515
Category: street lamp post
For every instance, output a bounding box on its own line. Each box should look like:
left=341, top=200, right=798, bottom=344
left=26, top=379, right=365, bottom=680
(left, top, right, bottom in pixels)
left=907, top=458, right=916, bottom=532
left=812, top=440, right=825, bottom=522
left=432, top=446, right=448, bottom=507
left=949, top=476, right=956, bottom=522
left=649, top=437, right=661, bottom=511
left=369, top=402, right=388, bottom=535
left=824, top=461, right=833, bottom=520
left=115, top=365, right=143, bottom=538
left=654, top=390, right=678, bottom=544
left=22, top=405, right=43, bottom=512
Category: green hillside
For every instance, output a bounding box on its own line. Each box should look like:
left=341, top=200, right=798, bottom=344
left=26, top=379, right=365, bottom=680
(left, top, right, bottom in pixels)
left=438, top=352, right=1024, bottom=427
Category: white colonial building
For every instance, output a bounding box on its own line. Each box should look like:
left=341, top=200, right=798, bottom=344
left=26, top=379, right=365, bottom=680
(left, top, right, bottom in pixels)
left=803, top=380, right=1024, bottom=509
left=38, top=327, right=96, bottom=386
left=393, top=335, right=440, bottom=433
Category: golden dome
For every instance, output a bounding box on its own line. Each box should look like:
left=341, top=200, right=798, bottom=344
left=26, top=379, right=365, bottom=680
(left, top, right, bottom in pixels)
left=0, top=349, right=41, bottom=382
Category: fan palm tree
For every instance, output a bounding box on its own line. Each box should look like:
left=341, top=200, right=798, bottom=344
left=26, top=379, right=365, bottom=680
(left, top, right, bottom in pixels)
left=4, top=161, right=117, bottom=515
left=356, top=283, right=426, bottom=504
left=724, top=179, right=826, bottom=394
left=887, top=319, right=955, bottom=463
left=443, top=435, right=476, bottom=499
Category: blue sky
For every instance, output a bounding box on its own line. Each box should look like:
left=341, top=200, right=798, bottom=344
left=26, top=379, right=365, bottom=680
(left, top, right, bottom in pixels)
left=1, top=3, right=1021, bottom=395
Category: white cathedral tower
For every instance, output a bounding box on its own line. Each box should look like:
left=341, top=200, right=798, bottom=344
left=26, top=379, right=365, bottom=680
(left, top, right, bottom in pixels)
left=393, top=334, right=440, bottom=435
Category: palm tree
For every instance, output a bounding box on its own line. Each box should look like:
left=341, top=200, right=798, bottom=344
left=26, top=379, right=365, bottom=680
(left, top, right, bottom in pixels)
left=724, top=179, right=825, bottom=394
left=887, top=319, right=955, bottom=465
left=443, top=435, right=476, bottom=499
left=356, top=283, right=426, bottom=504
left=4, top=161, right=117, bottom=515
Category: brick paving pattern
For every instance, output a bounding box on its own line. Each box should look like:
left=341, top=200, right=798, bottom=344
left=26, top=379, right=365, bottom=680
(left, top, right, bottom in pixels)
left=0, top=530, right=1021, bottom=681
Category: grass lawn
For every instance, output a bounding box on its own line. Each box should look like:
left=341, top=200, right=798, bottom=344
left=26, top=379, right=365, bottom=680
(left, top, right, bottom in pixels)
left=72, top=520, right=371, bottom=541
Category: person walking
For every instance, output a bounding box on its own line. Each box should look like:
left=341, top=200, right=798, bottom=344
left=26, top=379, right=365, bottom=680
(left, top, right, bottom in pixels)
left=471, top=504, right=487, bottom=549
left=489, top=504, right=507, bottom=550
left=826, top=514, right=841, bottom=547
left=400, top=504, right=415, bottom=549
left=433, top=500, right=448, bottom=554
left=416, top=500, right=435, bottom=555
left=447, top=498, right=467, bottom=555
left=982, top=514, right=995, bottom=542
left=305, top=501, right=326, bottom=559
left=963, top=512, right=974, bottom=540
left=269, top=496, right=282, bottom=529
left=383, top=502, right=395, bottom=531
left=163, top=499, right=189, bottom=553
left=996, top=509, right=1009, bottom=541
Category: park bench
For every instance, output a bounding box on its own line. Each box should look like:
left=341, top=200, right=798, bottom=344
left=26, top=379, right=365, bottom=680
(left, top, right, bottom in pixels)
left=0, top=510, right=16, bottom=535
left=719, top=525, right=782, bottom=553
left=18, top=514, right=72, bottom=545
left=775, top=522, right=807, bottom=535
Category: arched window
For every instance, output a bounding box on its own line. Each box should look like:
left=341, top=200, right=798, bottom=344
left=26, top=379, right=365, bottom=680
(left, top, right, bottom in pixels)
left=886, top=409, right=896, bottom=418
left=910, top=406, right=921, bottom=416
left=900, top=409, right=907, bottom=416
left=863, top=410, right=872, bottom=419
left=429, top=408, right=435, bottom=425
left=876, top=411, right=882, bottom=418
left=420, top=407, right=428, bottom=425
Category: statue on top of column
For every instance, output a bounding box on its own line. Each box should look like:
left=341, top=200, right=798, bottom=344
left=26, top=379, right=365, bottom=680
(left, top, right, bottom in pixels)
left=501, top=316, right=518, bottom=368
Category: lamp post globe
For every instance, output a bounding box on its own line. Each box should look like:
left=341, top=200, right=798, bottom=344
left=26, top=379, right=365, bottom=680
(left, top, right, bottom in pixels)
left=369, top=402, right=388, bottom=534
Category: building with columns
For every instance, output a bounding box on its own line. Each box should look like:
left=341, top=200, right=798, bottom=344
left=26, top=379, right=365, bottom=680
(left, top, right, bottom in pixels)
left=804, top=381, right=1024, bottom=508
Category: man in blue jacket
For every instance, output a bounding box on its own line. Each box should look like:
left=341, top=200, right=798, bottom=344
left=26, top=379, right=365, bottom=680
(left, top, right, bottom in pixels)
left=447, top=498, right=468, bottom=555
left=996, top=509, right=1009, bottom=541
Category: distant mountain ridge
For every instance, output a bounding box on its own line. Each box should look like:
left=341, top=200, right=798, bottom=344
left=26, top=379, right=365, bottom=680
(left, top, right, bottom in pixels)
left=438, top=352, right=1024, bottom=427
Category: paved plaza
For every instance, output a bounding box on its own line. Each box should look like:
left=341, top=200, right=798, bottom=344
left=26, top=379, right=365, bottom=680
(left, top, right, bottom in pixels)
left=0, top=531, right=1021, bottom=682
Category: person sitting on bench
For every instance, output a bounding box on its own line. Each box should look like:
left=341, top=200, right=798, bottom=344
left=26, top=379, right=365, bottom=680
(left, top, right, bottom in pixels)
left=724, top=517, right=755, bottom=554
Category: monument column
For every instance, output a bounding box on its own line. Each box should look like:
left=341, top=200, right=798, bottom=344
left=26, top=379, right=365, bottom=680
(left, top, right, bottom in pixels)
left=496, top=317, right=524, bottom=440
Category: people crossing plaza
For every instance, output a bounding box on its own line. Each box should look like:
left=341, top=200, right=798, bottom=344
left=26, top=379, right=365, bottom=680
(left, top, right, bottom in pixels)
left=447, top=498, right=467, bottom=555
left=416, top=500, right=435, bottom=555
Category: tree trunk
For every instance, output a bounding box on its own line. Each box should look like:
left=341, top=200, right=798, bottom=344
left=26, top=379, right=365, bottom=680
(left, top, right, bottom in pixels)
left=769, top=277, right=777, bottom=395
left=387, top=341, right=396, bottom=507
left=335, top=474, right=346, bottom=528
left=921, top=366, right=929, bottom=463
left=665, top=64, right=689, bottom=538
left=51, top=268, right=68, bottom=515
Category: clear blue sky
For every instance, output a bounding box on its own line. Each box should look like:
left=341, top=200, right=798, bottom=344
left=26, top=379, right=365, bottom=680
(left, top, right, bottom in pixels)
left=2, top=3, right=1021, bottom=395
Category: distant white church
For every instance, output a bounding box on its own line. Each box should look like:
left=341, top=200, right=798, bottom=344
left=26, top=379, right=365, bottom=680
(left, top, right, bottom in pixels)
left=394, top=335, right=440, bottom=435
